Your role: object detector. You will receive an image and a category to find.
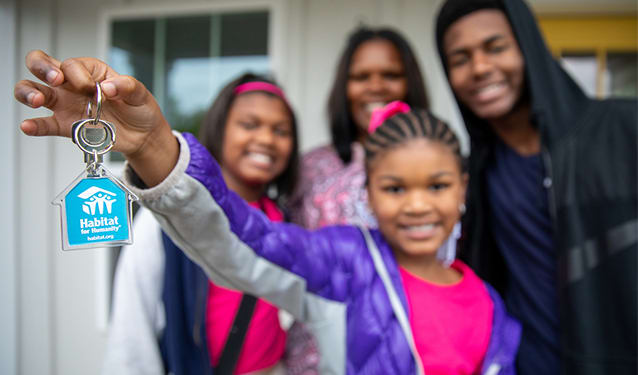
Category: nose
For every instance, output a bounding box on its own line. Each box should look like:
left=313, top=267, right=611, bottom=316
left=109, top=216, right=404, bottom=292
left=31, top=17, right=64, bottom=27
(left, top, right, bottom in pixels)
left=470, top=51, right=493, bottom=78
left=403, top=190, right=432, bottom=215
left=367, top=74, right=386, bottom=94
left=255, top=126, right=275, bottom=146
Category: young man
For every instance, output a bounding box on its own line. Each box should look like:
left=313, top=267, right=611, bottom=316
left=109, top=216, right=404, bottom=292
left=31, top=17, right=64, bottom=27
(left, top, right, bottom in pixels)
left=435, top=0, right=637, bottom=374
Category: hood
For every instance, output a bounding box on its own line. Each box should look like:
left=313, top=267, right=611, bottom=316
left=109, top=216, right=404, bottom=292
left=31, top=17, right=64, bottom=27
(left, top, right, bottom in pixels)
left=435, top=0, right=590, bottom=148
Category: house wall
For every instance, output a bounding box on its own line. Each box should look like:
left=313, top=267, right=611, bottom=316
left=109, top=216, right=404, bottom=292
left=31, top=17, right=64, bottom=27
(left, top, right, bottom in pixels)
left=2, top=0, right=635, bottom=374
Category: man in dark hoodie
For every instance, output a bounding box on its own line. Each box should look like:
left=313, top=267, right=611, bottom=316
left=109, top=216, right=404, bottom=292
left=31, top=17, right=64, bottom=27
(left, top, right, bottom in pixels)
left=435, top=0, right=637, bottom=374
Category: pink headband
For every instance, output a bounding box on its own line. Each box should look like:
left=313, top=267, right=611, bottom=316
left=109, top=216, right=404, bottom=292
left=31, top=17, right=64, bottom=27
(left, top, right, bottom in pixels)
left=233, top=81, right=289, bottom=105
left=368, top=101, right=411, bottom=134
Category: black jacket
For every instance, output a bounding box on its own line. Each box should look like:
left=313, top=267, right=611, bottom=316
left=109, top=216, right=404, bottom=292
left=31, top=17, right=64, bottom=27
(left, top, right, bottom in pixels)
left=436, top=0, right=637, bottom=374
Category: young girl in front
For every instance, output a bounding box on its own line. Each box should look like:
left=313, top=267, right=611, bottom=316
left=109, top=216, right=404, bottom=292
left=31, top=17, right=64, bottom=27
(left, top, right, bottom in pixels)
left=104, top=74, right=318, bottom=375
left=16, top=54, right=520, bottom=375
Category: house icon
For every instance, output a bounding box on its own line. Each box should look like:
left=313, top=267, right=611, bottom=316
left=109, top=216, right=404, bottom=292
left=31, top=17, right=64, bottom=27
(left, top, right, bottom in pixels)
left=53, top=168, right=138, bottom=251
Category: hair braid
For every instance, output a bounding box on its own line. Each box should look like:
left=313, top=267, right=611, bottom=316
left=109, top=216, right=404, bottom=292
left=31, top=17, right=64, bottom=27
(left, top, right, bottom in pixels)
left=364, top=108, right=464, bottom=170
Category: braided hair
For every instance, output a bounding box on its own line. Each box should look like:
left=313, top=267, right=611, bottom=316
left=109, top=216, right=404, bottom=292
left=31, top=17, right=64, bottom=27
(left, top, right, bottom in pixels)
left=363, top=108, right=464, bottom=171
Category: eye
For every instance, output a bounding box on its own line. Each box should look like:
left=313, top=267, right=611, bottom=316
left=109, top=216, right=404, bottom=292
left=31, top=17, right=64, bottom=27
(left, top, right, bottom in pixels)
left=349, top=73, right=369, bottom=82
left=429, top=182, right=450, bottom=192
left=448, top=54, right=469, bottom=68
left=487, top=43, right=508, bottom=54
left=273, top=126, right=292, bottom=137
left=381, top=185, right=405, bottom=194
left=383, top=72, right=404, bottom=80
left=239, top=121, right=258, bottom=130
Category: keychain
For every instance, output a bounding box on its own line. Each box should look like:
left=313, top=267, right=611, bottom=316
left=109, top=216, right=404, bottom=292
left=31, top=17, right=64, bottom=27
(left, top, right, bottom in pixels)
left=53, top=83, right=138, bottom=250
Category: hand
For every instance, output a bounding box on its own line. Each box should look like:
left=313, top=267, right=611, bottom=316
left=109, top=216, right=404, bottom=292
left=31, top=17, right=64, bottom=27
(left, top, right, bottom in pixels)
left=14, top=50, right=178, bottom=186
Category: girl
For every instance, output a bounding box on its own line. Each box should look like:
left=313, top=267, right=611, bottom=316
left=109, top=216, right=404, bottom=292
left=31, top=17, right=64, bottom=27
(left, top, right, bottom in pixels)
left=103, top=74, right=316, bottom=375
left=289, top=27, right=429, bottom=229
left=16, top=54, right=520, bottom=374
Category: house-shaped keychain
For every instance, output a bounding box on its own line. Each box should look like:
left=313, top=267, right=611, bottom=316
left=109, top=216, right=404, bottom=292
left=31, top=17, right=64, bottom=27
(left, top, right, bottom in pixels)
left=53, top=167, right=138, bottom=251
left=53, top=83, right=138, bottom=251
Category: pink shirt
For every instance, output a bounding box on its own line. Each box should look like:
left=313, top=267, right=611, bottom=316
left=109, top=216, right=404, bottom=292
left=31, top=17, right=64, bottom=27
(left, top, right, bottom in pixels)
left=400, top=260, right=494, bottom=375
left=206, top=197, right=287, bottom=374
left=289, top=144, right=377, bottom=229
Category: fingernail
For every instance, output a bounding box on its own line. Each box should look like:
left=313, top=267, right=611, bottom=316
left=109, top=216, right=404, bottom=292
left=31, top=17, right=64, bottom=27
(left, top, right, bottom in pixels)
left=46, top=70, right=59, bottom=83
left=26, top=92, right=36, bottom=105
left=101, top=81, right=116, bottom=97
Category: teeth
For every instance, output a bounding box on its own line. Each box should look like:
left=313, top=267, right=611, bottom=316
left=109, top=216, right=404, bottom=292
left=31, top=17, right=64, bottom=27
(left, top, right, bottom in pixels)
left=405, top=224, right=435, bottom=232
left=365, top=102, right=387, bottom=113
left=477, top=83, right=504, bottom=95
left=247, top=152, right=272, bottom=165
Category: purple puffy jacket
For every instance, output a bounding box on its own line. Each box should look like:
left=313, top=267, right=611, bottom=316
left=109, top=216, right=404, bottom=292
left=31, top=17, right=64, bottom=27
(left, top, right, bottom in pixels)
left=125, top=132, right=521, bottom=374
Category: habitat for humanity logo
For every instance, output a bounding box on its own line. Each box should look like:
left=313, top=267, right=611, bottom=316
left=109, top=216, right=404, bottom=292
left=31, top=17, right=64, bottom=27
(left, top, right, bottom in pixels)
left=78, top=186, right=117, bottom=215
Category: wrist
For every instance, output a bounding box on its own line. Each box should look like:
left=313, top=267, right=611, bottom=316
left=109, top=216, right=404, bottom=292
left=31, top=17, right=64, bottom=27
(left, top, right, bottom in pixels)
left=126, top=122, right=179, bottom=187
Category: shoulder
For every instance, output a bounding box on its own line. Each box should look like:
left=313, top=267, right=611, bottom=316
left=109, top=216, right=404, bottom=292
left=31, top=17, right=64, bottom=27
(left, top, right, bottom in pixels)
left=311, top=224, right=365, bottom=244
left=310, top=225, right=368, bottom=261
left=585, top=98, right=637, bottom=133
left=301, top=144, right=343, bottom=167
left=293, top=145, right=345, bottom=193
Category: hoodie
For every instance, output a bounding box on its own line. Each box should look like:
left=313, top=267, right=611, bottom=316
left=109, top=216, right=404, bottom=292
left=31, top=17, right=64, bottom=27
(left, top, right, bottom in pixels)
left=435, top=0, right=637, bottom=374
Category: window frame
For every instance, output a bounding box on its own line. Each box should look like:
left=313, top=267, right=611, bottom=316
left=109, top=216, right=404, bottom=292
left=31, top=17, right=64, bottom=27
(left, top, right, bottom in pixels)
left=538, top=14, right=637, bottom=98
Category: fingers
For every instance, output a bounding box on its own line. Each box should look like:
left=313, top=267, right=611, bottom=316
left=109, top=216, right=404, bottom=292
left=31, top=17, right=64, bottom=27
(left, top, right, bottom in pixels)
left=25, top=50, right=63, bottom=86
left=101, top=75, right=150, bottom=107
left=59, top=57, right=110, bottom=95
left=19, top=115, right=67, bottom=138
left=14, top=79, right=57, bottom=109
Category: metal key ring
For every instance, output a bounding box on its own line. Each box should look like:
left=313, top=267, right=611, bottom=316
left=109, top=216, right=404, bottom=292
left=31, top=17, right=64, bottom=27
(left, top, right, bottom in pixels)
left=72, top=118, right=116, bottom=156
left=84, top=82, right=103, bottom=124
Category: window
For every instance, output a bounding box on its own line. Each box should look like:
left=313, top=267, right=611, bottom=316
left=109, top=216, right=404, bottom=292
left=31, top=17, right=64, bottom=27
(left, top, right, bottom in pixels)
left=108, top=11, right=270, bottom=159
left=538, top=15, right=637, bottom=99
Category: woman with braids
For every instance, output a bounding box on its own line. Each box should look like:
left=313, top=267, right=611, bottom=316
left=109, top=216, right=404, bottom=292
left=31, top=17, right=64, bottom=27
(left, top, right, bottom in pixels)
left=15, top=48, right=520, bottom=371
left=288, top=27, right=429, bottom=230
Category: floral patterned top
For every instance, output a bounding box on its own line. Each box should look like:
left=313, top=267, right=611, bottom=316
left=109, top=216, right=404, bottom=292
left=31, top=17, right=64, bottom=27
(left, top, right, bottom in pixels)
left=289, top=142, right=377, bottom=229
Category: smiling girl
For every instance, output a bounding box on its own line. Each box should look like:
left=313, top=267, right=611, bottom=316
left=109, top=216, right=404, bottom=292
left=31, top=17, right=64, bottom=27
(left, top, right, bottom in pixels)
left=102, top=74, right=316, bottom=375
left=134, top=102, right=521, bottom=374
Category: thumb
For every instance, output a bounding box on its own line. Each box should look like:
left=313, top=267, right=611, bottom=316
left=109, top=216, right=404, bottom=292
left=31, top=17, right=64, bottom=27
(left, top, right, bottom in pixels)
left=100, top=75, right=151, bottom=107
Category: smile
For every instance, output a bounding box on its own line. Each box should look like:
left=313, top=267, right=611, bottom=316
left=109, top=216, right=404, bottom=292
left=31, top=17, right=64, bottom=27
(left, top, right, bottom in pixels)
left=246, top=152, right=274, bottom=167
left=399, top=223, right=438, bottom=240
left=473, top=82, right=506, bottom=102
left=365, top=102, right=388, bottom=114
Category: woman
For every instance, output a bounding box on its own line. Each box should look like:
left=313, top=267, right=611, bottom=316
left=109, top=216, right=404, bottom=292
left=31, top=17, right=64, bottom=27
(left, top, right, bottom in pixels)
left=289, top=27, right=429, bottom=229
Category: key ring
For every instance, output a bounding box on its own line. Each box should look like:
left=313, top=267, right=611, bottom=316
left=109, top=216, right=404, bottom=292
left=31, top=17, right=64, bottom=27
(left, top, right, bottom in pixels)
left=72, top=82, right=115, bottom=156
left=85, top=82, right=103, bottom=124
left=72, top=118, right=116, bottom=156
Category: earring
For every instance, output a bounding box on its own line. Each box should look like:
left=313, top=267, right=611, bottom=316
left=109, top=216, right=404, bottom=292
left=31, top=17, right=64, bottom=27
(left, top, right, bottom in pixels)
left=459, top=203, right=466, bottom=215
left=436, top=222, right=461, bottom=268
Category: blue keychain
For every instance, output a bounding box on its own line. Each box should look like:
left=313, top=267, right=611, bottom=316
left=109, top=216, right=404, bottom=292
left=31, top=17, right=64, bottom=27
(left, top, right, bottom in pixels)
left=53, top=83, right=138, bottom=250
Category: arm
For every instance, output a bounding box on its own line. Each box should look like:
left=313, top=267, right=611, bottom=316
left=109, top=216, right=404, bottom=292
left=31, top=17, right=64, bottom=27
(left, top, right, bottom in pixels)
left=123, top=132, right=360, bottom=323
left=15, top=51, right=358, bottom=321
left=102, top=209, right=166, bottom=375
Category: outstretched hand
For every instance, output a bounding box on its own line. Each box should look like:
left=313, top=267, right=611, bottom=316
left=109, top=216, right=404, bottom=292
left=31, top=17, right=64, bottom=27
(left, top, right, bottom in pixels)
left=14, top=50, right=179, bottom=186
